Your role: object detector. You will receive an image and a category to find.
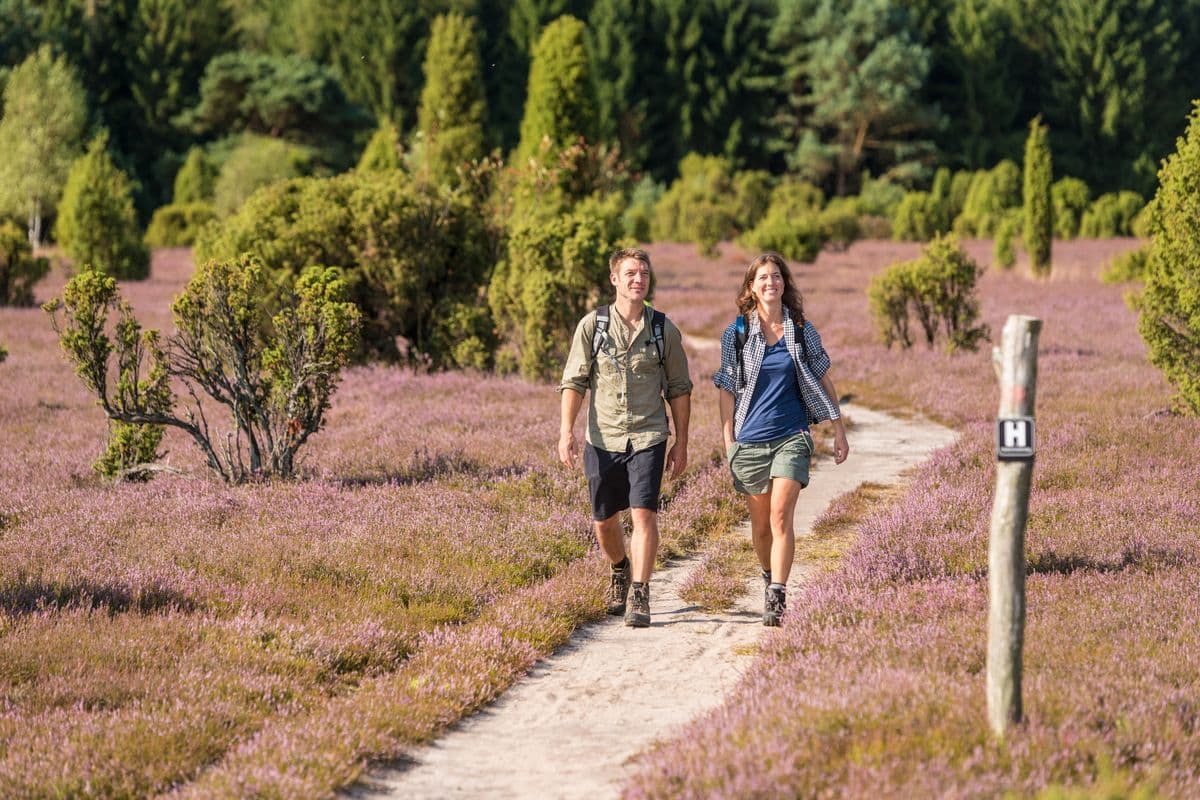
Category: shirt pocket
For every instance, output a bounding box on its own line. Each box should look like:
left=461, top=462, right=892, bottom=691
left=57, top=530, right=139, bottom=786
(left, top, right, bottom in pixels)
left=630, top=340, right=660, bottom=379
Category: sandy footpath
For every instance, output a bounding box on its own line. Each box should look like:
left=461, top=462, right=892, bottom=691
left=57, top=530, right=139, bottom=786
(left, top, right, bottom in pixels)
left=349, top=403, right=957, bottom=799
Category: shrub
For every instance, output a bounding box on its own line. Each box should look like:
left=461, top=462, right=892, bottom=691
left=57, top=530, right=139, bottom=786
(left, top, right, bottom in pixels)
left=1136, top=101, right=1200, bottom=414
left=93, top=421, right=164, bottom=481
left=892, top=191, right=937, bottom=241
left=947, top=169, right=974, bottom=221
left=1051, top=176, right=1090, bottom=239
left=196, top=170, right=493, bottom=367
left=144, top=202, right=217, bottom=247
left=212, top=134, right=315, bottom=217
left=953, top=160, right=1020, bottom=238
left=54, top=133, right=149, bottom=279
left=0, top=219, right=49, bottom=306
left=356, top=122, right=403, bottom=173
left=1023, top=116, right=1052, bottom=275
left=817, top=199, right=861, bottom=251
left=45, top=257, right=361, bottom=482
left=0, top=342, right=6, bottom=362
left=516, top=15, right=596, bottom=162
left=868, top=233, right=989, bottom=352
left=1101, top=245, right=1149, bottom=284
left=994, top=210, right=1021, bottom=270
left=739, top=178, right=827, bottom=262
left=488, top=192, right=625, bottom=379
left=653, top=154, right=753, bottom=257
left=856, top=172, right=905, bottom=219
left=1080, top=191, right=1144, bottom=237
left=621, top=176, right=663, bottom=243
left=173, top=147, right=217, bottom=203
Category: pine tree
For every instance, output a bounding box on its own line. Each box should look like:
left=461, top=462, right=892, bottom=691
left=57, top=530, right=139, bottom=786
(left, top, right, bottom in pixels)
left=0, top=45, right=88, bottom=245
left=1022, top=116, right=1052, bottom=276
left=516, top=15, right=596, bottom=162
left=416, top=13, right=487, bottom=186
left=1136, top=101, right=1200, bottom=414
left=55, top=133, right=150, bottom=280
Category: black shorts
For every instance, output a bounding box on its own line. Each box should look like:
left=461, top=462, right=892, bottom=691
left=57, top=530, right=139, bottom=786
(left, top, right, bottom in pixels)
left=583, top=441, right=668, bottom=521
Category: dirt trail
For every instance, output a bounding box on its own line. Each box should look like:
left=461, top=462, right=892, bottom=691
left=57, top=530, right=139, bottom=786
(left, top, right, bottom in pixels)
left=349, top=403, right=957, bottom=799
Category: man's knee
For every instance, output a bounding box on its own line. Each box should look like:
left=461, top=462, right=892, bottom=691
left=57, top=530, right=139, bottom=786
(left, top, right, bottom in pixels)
left=629, top=507, right=659, bottom=533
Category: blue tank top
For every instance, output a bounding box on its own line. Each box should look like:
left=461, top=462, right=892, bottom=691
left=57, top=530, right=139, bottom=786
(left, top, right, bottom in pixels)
left=738, top=338, right=808, bottom=443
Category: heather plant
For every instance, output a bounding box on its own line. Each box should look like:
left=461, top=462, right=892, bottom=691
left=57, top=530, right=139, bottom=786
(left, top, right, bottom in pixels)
left=868, top=234, right=989, bottom=351
left=1023, top=116, right=1053, bottom=275
left=953, top=160, right=1021, bottom=237
left=54, top=133, right=150, bottom=280
left=0, top=219, right=49, bottom=306
left=1080, top=190, right=1145, bottom=237
left=1052, top=176, right=1090, bottom=239
left=172, top=147, right=217, bottom=203
left=143, top=202, right=217, bottom=247
left=44, top=256, right=361, bottom=482
left=1137, top=102, right=1200, bottom=415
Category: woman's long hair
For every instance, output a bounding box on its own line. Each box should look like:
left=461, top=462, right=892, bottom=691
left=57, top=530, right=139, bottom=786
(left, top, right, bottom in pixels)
left=736, top=252, right=804, bottom=322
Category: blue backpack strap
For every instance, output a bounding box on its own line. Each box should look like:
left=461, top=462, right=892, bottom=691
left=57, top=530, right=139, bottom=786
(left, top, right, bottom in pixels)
left=734, top=314, right=748, bottom=388
left=649, top=309, right=666, bottom=365
left=794, top=312, right=809, bottom=366
left=591, top=305, right=610, bottom=359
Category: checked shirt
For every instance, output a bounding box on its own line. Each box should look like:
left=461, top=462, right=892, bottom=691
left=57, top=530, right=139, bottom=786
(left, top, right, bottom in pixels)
left=712, top=307, right=841, bottom=441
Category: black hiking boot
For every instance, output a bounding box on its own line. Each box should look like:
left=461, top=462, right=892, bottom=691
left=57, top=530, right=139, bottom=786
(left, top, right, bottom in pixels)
left=606, top=561, right=631, bottom=616
left=625, top=582, right=650, bottom=628
left=761, top=569, right=771, bottom=605
left=764, top=585, right=786, bottom=627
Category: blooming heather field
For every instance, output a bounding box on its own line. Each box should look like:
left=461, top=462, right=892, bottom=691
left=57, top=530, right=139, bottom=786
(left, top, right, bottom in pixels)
left=632, top=239, right=1200, bottom=798
left=0, top=249, right=739, bottom=796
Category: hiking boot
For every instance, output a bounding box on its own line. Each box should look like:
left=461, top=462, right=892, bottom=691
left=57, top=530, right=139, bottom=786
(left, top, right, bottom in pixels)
left=761, top=569, right=771, bottom=605
left=606, top=561, right=631, bottom=615
left=625, top=582, right=651, bottom=628
left=763, top=585, right=786, bottom=627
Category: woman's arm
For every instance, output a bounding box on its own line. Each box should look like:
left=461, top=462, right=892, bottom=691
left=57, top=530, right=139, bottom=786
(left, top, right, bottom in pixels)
left=818, top=371, right=849, bottom=464
left=718, top=388, right=735, bottom=451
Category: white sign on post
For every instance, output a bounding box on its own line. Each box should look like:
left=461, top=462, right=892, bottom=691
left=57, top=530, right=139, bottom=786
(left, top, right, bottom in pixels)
left=996, top=416, right=1035, bottom=460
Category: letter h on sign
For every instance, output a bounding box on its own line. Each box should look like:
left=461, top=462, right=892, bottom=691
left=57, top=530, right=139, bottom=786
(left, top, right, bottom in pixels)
left=996, top=417, right=1035, bottom=461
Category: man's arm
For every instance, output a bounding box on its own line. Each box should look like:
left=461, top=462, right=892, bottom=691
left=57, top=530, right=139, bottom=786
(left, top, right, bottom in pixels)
left=665, top=392, right=690, bottom=478
left=559, top=388, right=585, bottom=469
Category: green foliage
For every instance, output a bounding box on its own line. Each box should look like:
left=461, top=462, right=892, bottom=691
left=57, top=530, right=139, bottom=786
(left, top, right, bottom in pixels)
left=213, top=135, right=314, bottom=218
left=45, top=255, right=362, bottom=482
left=1051, top=176, right=1090, bottom=239
left=356, top=122, right=403, bottom=173
left=856, top=172, right=906, bottom=219
left=653, top=154, right=774, bottom=257
left=177, top=51, right=371, bottom=170
left=94, top=421, right=165, bottom=481
left=772, top=0, right=940, bottom=195
left=868, top=233, right=989, bottom=351
left=621, top=176, right=664, bottom=243
left=1079, top=191, right=1145, bottom=237
left=947, top=170, right=974, bottom=220
left=993, top=210, right=1021, bottom=270
left=0, top=219, right=49, bottom=306
left=954, top=160, right=1021, bottom=238
left=1023, top=116, right=1053, bottom=275
left=817, top=199, right=862, bottom=252
left=415, top=13, right=487, bottom=187
left=196, top=171, right=493, bottom=367
left=144, top=202, right=217, bottom=247
left=0, top=44, right=87, bottom=244
left=892, top=192, right=937, bottom=241
left=740, top=178, right=828, bottom=262
left=0, top=342, right=6, bottom=363
left=489, top=193, right=625, bottom=379
left=517, top=15, right=596, bottom=163
left=1136, top=101, right=1200, bottom=414
left=55, top=133, right=150, bottom=280
left=173, top=148, right=217, bottom=203
left=1100, top=245, right=1149, bottom=284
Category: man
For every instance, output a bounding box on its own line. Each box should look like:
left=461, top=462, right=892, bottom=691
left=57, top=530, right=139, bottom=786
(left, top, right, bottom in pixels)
left=558, top=248, right=692, bottom=628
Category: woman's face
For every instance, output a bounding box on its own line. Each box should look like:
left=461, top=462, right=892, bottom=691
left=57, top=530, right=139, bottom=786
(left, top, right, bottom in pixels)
left=750, top=263, right=784, bottom=306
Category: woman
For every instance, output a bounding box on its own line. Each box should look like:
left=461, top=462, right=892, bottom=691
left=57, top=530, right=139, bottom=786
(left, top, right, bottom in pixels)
left=714, top=252, right=849, bottom=626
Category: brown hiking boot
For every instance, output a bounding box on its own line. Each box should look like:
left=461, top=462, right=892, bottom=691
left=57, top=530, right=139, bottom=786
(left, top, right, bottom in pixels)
left=764, top=585, right=786, bottom=627
left=606, top=561, right=631, bottom=615
left=624, top=582, right=650, bottom=628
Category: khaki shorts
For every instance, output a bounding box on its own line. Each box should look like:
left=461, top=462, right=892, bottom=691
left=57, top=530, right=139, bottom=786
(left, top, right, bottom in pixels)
left=727, top=431, right=814, bottom=495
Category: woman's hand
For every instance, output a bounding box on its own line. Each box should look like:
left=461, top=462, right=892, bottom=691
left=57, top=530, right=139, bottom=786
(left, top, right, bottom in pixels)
left=832, top=424, right=849, bottom=464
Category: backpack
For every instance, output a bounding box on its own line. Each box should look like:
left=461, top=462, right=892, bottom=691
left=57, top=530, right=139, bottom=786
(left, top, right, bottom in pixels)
left=592, top=305, right=666, bottom=365
left=734, top=312, right=808, bottom=389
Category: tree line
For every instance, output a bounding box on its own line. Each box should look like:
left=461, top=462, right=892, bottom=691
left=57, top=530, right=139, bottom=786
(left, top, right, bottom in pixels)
left=2, top=0, right=1198, bottom=223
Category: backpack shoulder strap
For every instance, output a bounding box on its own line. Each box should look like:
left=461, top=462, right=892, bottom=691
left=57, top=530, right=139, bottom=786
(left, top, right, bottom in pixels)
left=734, top=314, right=748, bottom=388
left=794, top=313, right=809, bottom=366
left=649, top=309, right=666, bottom=365
left=591, top=305, right=610, bottom=359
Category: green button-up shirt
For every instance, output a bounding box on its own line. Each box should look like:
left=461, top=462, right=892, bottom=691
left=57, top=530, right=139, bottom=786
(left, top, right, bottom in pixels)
left=559, top=306, right=693, bottom=453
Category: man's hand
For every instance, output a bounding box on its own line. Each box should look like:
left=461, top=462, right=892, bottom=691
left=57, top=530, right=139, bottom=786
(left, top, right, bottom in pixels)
left=666, top=441, right=688, bottom=478
left=558, top=429, right=579, bottom=469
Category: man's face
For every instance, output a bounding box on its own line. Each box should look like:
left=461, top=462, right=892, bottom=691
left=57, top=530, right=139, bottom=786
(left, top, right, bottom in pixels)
left=611, top=257, right=650, bottom=302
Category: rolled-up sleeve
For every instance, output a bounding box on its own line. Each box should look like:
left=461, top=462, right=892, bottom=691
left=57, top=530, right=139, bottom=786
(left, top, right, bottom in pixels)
left=662, top=320, right=693, bottom=400
left=713, top=323, right=738, bottom=394
left=559, top=314, right=594, bottom=395
left=802, top=321, right=831, bottom=380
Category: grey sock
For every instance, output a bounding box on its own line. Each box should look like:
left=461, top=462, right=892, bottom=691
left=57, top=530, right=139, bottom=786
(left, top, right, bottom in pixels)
left=768, top=582, right=786, bottom=593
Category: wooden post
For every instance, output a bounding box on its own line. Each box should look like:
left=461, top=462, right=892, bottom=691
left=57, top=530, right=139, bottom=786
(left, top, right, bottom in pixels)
left=987, top=314, right=1041, bottom=738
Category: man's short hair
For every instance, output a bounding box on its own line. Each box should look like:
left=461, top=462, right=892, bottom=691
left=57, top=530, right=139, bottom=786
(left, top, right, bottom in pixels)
left=609, top=248, right=652, bottom=274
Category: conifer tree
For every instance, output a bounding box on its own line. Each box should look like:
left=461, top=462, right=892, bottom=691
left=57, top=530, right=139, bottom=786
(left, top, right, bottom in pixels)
left=1136, top=101, right=1200, bottom=414
left=0, top=45, right=87, bottom=245
left=357, top=121, right=403, bottom=173
left=173, top=147, right=217, bottom=203
left=516, top=15, right=596, bottom=162
left=1023, top=116, right=1052, bottom=276
left=416, top=13, right=487, bottom=186
left=55, top=133, right=150, bottom=280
